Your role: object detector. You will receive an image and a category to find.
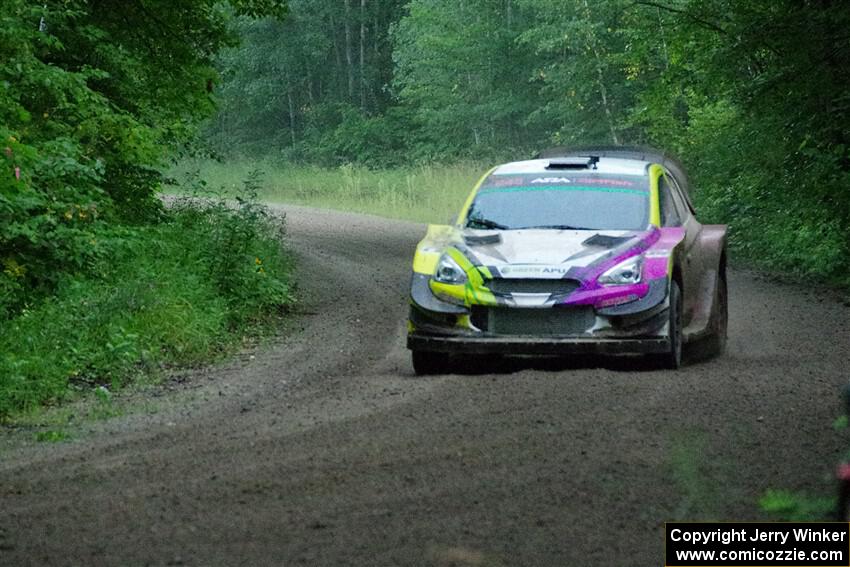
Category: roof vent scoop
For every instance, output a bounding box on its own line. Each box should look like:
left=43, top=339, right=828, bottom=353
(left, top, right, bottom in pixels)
left=545, top=156, right=599, bottom=170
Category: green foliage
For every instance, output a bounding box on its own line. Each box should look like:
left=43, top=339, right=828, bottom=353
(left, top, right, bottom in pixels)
left=0, top=0, right=286, bottom=319
left=0, top=195, right=294, bottom=421
left=298, top=104, right=416, bottom=167
left=759, top=489, right=835, bottom=522
left=392, top=0, right=542, bottom=159
left=617, top=0, right=850, bottom=286
left=171, top=172, right=293, bottom=324
left=34, top=429, right=70, bottom=443
left=204, top=0, right=405, bottom=162
left=1, top=0, right=296, bottom=418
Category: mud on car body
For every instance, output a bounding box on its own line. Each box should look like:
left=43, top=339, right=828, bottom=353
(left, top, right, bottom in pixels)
left=407, top=147, right=728, bottom=374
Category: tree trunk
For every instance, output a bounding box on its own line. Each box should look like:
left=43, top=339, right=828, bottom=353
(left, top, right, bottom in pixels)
left=287, top=88, right=297, bottom=146
left=657, top=7, right=670, bottom=70
left=373, top=13, right=379, bottom=59
left=330, top=12, right=344, bottom=99
left=360, top=0, right=366, bottom=110
left=344, top=0, right=354, bottom=101
left=506, top=0, right=514, bottom=145
left=306, top=70, right=315, bottom=104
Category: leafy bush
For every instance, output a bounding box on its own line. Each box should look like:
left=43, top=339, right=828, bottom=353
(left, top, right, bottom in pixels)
left=0, top=0, right=285, bottom=320
left=0, top=195, right=294, bottom=421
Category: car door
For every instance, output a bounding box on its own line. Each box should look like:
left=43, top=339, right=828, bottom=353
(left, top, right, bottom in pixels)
left=660, top=171, right=704, bottom=327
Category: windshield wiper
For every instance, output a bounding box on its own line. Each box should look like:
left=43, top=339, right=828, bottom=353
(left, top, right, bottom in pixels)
left=521, top=224, right=590, bottom=230
left=467, top=218, right=510, bottom=230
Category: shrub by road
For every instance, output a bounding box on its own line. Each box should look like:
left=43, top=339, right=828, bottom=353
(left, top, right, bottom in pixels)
left=0, top=195, right=294, bottom=420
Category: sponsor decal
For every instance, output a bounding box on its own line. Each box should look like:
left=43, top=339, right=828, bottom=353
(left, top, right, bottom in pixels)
left=485, top=176, right=527, bottom=187
left=501, top=265, right=567, bottom=275
left=573, top=177, right=636, bottom=187
left=530, top=177, right=573, bottom=184
left=481, top=173, right=648, bottom=192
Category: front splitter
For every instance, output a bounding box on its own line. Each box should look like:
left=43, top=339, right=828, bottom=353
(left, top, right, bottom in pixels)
left=407, top=333, right=669, bottom=355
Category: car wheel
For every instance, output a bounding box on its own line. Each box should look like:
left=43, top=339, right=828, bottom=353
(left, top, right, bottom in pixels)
left=412, top=350, right=450, bottom=375
left=704, top=273, right=728, bottom=358
left=654, top=280, right=683, bottom=369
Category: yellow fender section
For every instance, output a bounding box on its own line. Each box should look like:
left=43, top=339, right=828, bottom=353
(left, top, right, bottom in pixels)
left=648, top=164, right=663, bottom=227
left=412, top=224, right=460, bottom=275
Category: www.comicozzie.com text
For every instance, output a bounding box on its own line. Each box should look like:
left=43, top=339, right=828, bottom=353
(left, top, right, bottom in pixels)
left=670, top=527, right=847, bottom=546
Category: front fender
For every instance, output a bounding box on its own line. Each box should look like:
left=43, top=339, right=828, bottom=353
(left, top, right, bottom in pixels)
left=698, top=224, right=728, bottom=276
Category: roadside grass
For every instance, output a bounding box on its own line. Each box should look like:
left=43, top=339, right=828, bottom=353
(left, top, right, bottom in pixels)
left=668, top=431, right=757, bottom=521
left=759, top=489, right=835, bottom=521
left=34, top=429, right=71, bottom=443
left=0, top=193, right=294, bottom=422
left=669, top=432, right=725, bottom=520
left=168, top=158, right=485, bottom=225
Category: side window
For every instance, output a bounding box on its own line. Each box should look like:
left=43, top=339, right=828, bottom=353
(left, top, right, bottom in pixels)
left=658, top=175, right=682, bottom=227
left=666, top=173, right=692, bottom=219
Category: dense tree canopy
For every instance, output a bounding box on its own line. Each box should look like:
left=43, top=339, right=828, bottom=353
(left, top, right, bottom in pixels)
left=207, top=0, right=850, bottom=282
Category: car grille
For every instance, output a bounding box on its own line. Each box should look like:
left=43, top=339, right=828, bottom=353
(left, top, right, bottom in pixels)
left=471, top=306, right=595, bottom=336
left=486, top=278, right=580, bottom=295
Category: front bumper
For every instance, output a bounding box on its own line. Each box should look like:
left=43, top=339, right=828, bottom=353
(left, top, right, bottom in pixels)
left=407, top=333, right=670, bottom=355
left=407, top=273, right=671, bottom=356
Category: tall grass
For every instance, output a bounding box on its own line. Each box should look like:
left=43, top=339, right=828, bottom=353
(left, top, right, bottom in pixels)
left=169, top=158, right=486, bottom=225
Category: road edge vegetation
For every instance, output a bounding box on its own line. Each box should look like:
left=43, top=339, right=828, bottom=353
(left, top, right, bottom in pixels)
left=0, top=190, right=294, bottom=422
left=0, top=1, right=291, bottom=422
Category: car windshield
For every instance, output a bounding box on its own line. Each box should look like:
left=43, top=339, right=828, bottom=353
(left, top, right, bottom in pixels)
left=465, top=172, right=650, bottom=231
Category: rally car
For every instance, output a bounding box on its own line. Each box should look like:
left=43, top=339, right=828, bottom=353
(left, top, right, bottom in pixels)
left=407, top=147, right=728, bottom=374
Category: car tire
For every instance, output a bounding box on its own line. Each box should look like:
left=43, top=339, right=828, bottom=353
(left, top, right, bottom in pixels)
left=653, top=280, right=683, bottom=369
left=412, top=350, right=450, bottom=375
left=703, top=273, right=728, bottom=358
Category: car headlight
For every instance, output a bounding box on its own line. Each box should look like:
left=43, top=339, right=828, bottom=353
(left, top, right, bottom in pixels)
left=434, top=253, right=467, bottom=284
left=598, top=255, right=643, bottom=285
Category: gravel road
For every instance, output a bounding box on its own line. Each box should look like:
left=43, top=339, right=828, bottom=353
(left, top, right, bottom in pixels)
left=2, top=205, right=849, bottom=566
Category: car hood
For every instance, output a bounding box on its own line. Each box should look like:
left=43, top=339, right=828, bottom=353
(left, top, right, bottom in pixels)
left=461, top=228, right=646, bottom=274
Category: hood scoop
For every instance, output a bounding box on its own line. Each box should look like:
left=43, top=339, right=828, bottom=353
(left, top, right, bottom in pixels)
left=464, top=233, right=502, bottom=246
left=582, top=234, right=632, bottom=248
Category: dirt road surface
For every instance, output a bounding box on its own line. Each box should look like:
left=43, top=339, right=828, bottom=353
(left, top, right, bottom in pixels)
left=2, top=206, right=849, bottom=566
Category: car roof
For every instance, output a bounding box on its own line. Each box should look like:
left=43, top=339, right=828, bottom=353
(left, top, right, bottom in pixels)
left=535, top=145, right=695, bottom=211
left=492, top=157, right=649, bottom=177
